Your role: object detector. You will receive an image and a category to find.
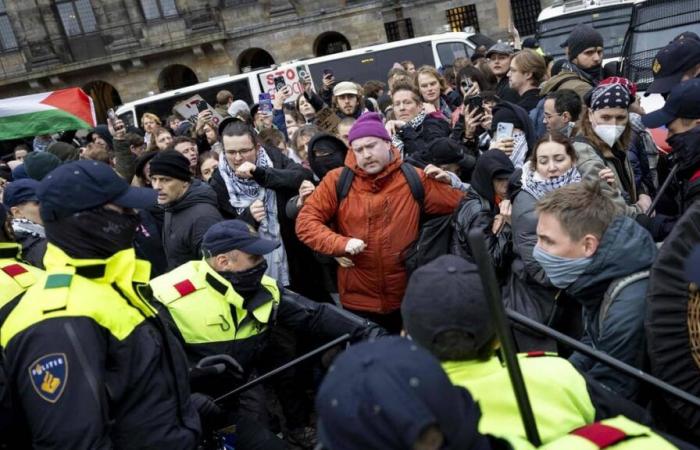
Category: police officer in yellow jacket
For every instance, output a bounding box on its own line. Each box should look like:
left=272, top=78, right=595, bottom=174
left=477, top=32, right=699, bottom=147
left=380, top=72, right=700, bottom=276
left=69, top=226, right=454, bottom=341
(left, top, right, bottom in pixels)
left=400, top=255, right=650, bottom=445
left=150, top=219, right=385, bottom=449
left=0, top=203, right=43, bottom=448
left=0, top=161, right=201, bottom=449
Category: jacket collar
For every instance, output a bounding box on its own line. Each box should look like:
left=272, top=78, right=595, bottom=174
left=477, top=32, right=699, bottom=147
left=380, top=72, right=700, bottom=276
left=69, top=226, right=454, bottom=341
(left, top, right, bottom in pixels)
left=441, top=356, right=503, bottom=380
left=43, top=243, right=150, bottom=286
left=0, top=242, right=22, bottom=260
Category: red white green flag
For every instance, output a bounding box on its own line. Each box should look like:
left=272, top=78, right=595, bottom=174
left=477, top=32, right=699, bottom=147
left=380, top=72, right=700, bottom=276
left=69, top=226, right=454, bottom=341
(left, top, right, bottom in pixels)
left=0, top=88, right=96, bottom=140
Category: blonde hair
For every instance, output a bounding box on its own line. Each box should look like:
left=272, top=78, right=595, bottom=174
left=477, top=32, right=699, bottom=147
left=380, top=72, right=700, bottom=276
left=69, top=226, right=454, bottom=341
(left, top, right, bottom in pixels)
left=415, top=66, right=447, bottom=96
left=511, top=49, right=547, bottom=86
left=141, top=112, right=161, bottom=128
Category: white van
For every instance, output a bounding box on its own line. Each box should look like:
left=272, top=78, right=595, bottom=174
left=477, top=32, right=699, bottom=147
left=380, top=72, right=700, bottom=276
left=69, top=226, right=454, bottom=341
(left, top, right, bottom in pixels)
left=116, top=31, right=492, bottom=127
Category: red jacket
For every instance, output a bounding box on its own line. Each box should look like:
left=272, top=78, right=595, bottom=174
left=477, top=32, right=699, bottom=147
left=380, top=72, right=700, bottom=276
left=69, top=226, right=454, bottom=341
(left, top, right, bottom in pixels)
left=295, top=147, right=464, bottom=313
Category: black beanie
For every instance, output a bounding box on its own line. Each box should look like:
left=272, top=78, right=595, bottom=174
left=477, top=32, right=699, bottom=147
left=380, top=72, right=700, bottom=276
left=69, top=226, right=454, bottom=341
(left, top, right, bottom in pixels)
left=426, top=138, right=464, bottom=165
left=149, top=150, right=191, bottom=181
left=567, top=25, right=603, bottom=62
left=24, top=152, right=61, bottom=181
left=491, top=105, right=526, bottom=134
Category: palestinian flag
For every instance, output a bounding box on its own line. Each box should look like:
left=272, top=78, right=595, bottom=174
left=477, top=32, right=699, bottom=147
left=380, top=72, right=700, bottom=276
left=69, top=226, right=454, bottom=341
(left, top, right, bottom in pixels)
left=0, top=88, right=96, bottom=141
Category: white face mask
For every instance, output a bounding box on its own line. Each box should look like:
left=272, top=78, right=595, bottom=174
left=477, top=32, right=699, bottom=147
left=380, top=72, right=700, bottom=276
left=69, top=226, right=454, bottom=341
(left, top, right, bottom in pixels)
left=593, top=124, right=625, bottom=148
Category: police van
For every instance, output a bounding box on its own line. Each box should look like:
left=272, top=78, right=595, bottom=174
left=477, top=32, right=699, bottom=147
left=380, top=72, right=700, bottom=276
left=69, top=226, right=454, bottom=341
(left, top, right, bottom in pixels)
left=536, top=0, right=644, bottom=62
left=116, top=31, right=492, bottom=127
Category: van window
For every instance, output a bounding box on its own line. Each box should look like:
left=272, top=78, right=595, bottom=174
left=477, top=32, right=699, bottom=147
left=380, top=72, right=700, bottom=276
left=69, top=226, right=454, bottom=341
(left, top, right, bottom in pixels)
left=307, top=42, right=434, bottom=86
left=436, top=42, right=471, bottom=66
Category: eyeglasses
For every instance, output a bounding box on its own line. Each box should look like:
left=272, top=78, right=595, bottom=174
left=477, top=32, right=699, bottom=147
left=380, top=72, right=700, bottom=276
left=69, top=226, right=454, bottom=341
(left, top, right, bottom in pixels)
left=225, top=147, right=256, bottom=157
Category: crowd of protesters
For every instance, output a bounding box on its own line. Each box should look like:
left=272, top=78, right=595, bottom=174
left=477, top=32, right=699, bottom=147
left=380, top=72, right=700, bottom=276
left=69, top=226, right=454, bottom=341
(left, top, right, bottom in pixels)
left=1, top=22, right=700, bottom=450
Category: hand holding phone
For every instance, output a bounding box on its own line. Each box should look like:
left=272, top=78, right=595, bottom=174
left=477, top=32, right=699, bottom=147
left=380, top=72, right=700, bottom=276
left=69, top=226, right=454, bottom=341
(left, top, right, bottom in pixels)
left=197, top=100, right=208, bottom=113
left=274, top=75, right=286, bottom=93
left=495, top=122, right=514, bottom=141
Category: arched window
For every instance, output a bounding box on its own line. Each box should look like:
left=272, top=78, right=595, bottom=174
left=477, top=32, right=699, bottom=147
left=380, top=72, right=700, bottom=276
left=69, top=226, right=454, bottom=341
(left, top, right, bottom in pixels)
left=238, top=48, right=275, bottom=72
left=314, top=32, right=351, bottom=56
left=158, top=64, right=198, bottom=92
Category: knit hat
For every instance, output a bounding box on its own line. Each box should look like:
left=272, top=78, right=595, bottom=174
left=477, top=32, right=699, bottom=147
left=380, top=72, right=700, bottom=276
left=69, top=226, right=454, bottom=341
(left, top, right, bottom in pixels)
left=587, top=83, right=631, bottom=111
left=47, top=141, right=80, bottom=162
left=348, top=112, right=390, bottom=144
left=24, top=151, right=61, bottom=181
left=134, top=150, right=158, bottom=179
left=90, top=124, right=114, bottom=150
left=148, top=150, right=192, bottom=181
left=11, top=164, right=28, bottom=180
left=567, top=24, right=604, bottom=62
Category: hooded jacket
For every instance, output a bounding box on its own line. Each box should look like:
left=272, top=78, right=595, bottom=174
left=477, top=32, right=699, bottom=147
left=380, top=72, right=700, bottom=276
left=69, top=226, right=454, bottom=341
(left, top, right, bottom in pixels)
left=162, top=179, right=222, bottom=270
left=295, top=146, right=463, bottom=313
left=452, top=150, right=514, bottom=272
left=567, top=216, right=657, bottom=400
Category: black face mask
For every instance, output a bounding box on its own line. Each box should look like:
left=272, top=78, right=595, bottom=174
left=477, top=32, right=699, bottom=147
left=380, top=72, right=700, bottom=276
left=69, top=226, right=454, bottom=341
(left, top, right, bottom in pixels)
left=219, top=260, right=268, bottom=295
left=45, top=207, right=139, bottom=259
left=311, top=151, right=345, bottom=180
left=666, top=126, right=700, bottom=177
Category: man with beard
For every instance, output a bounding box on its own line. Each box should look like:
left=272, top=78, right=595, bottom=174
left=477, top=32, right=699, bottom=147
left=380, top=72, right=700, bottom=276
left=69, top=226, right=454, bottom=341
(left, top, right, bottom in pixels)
left=331, top=81, right=364, bottom=119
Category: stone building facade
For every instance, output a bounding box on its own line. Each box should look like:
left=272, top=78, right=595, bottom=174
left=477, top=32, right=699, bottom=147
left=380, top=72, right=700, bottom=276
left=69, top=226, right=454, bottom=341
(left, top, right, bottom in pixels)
left=0, top=0, right=552, bottom=120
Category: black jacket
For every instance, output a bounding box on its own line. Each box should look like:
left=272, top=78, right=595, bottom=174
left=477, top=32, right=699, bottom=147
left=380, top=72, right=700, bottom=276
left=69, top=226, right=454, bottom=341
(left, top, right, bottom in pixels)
left=209, top=147, right=326, bottom=301
left=496, top=76, right=520, bottom=103
left=517, top=88, right=541, bottom=113
left=14, top=231, right=46, bottom=269
left=451, top=151, right=514, bottom=273
left=1, top=247, right=200, bottom=449
left=163, top=179, right=222, bottom=270
left=399, top=113, right=451, bottom=158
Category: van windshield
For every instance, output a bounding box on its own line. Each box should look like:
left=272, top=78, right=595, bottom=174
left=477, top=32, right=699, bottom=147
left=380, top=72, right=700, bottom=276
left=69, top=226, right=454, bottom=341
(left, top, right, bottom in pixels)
left=537, top=5, right=633, bottom=60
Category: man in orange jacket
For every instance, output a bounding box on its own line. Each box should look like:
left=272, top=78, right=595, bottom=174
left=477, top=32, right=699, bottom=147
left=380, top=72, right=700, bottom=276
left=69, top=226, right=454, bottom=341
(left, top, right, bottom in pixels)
left=295, top=112, right=463, bottom=332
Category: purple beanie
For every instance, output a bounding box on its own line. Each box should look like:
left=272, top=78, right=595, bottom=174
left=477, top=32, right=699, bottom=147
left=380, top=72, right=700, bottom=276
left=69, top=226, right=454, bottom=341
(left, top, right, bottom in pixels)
left=348, top=112, right=391, bottom=144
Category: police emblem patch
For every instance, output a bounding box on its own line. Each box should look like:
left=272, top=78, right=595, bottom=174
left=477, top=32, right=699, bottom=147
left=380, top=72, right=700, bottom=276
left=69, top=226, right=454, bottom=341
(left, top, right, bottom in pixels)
left=28, top=353, right=68, bottom=403
left=652, top=59, right=661, bottom=75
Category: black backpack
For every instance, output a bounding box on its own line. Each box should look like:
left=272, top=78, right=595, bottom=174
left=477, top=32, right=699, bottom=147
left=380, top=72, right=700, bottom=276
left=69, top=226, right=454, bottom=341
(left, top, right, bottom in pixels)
left=336, top=163, right=455, bottom=274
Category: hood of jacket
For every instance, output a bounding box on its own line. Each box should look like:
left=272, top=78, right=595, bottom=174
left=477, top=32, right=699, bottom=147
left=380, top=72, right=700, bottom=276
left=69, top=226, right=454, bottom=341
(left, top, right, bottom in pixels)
left=470, top=150, right=515, bottom=204
left=343, top=143, right=403, bottom=181
left=308, top=133, right=347, bottom=180
left=168, top=178, right=219, bottom=213
left=541, top=70, right=590, bottom=95
left=567, top=215, right=657, bottom=305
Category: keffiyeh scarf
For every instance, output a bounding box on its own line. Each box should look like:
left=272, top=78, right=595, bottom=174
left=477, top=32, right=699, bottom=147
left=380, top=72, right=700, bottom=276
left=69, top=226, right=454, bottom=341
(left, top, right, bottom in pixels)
left=520, top=161, right=582, bottom=200
left=218, top=148, right=290, bottom=285
left=391, top=111, right=427, bottom=156
left=11, top=218, right=45, bottom=238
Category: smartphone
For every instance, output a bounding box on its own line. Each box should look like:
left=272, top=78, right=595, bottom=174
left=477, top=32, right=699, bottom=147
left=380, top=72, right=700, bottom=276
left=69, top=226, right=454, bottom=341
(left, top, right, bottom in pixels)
left=322, top=68, right=334, bottom=78
left=273, top=75, right=286, bottom=92
left=196, top=100, right=208, bottom=113
left=495, top=122, right=514, bottom=141
left=107, top=108, right=116, bottom=122
left=466, top=95, right=483, bottom=115
left=258, top=93, right=273, bottom=115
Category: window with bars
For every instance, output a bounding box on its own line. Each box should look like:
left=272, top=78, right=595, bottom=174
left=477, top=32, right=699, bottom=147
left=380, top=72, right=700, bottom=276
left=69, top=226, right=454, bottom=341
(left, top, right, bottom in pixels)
left=446, top=4, right=479, bottom=33
left=140, top=0, right=178, bottom=21
left=384, top=18, right=414, bottom=42
left=511, top=0, right=541, bottom=36
left=0, top=0, right=17, bottom=51
left=56, top=0, right=97, bottom=36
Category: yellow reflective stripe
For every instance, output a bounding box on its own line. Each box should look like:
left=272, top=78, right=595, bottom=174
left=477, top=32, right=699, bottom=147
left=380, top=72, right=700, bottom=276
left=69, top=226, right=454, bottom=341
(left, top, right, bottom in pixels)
left=1, top=274, right=145, bottom=347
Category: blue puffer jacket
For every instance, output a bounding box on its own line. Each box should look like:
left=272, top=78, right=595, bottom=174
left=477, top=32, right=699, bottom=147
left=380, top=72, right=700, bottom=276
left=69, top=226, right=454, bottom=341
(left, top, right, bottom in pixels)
left=567, top=215, right=657, bottom=401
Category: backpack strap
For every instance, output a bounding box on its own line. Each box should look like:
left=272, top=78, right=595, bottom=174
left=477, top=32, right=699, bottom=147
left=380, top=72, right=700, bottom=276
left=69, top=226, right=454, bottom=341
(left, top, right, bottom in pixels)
left=335, top=166, right=355, bottom=203
left=399, top=162, right=425, bottom=211
left=599, top=270, right=650, bottom=331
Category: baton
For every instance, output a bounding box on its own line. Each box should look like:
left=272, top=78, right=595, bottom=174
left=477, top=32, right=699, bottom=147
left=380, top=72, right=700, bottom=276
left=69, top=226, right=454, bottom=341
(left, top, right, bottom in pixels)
left=214, top=333, right=351, bottom=405
left=468, top=230, right=542, bottom=446
left=507, top=310, right=700, bottom=409
left=646, top=163, right=680, bottom=216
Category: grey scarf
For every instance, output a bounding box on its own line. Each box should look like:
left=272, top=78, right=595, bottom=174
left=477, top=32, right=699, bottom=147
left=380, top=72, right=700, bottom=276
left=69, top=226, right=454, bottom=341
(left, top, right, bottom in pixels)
left=218, top=148, right=290, bottom=286
left=391, top=111, right=427, bottom=156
